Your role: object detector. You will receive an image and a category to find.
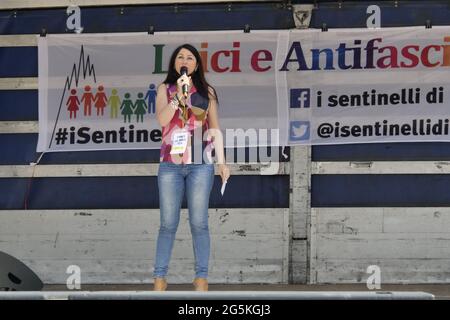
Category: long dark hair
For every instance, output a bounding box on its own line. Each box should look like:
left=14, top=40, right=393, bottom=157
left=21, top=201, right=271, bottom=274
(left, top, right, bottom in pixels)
left=163, top=43, right=218, bottom=103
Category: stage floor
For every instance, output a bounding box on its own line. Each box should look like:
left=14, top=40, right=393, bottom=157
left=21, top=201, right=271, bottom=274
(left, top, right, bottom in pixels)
left=43, top=283, right=450, bottom=300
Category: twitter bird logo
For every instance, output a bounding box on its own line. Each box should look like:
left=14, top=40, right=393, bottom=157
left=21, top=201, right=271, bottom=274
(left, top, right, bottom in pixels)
left=289, top=121, right=310, bottom=141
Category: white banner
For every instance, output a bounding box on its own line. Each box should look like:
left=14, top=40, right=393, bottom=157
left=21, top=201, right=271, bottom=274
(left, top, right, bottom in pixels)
left=37, top=31, right=285, bottom=152
left=37, top=27, right=450, bottom=152
left=284, top=26, right=450, bottom=145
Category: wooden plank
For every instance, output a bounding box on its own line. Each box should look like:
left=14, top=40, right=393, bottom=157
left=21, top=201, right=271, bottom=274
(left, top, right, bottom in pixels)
left=0, top=35, right=37, bottom=47
left=14, top=160, right=450, bottom=177
left=309, top=207, right=317, bottom=283
left=312, top=161, right=450, bottom=174
left=314, top=259, right=450, bottom=284
left=289, top=145, right=310, bottom=283
left=314, top=207, right=450, bottom=234
left=0, top=78, right=37, bottom=90
left=0, top=0, right=274, bottom=10
left=17, top=259, right=284, bottom=284
left=289, top=146, right=310, bottom=238
left=383, top=208, right=450, bottom=233
left=0, top=121, right=38, bottom=133
left=291, top=261, right=307, bottom=284
left=0, top=163, right=289, bottom=177
left=0, top=164, right=159, bottom=178
left=314, top=208, right=384, bottom=234
left=0, top=234, right=285, bottom=260
left=315, top=233, right=450, bottom=259
left=0, top=208, right=288, bottom=235
left=290, top=240, right=307, bottom=283
left=174, top=259, right=285, bottom=284
left=281, top=205, right=290, bottom=283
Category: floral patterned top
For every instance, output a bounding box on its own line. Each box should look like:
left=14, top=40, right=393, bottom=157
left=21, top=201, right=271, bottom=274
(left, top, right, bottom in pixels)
left=159, top=83, right=214, bottom=164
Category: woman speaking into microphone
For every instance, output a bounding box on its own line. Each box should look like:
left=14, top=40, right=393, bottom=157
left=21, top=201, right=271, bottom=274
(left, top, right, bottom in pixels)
left=153, top=44, right=230, bottom=291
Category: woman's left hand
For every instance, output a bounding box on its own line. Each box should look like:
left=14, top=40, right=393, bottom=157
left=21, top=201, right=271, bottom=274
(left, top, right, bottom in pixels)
left=218, top=163, right=230, bottom=184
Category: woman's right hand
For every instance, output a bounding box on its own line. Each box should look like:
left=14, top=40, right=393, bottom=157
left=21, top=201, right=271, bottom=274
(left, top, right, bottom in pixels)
left=176, top=73, right=191, bottom=99
left=218, top=164, right=230, bottom=184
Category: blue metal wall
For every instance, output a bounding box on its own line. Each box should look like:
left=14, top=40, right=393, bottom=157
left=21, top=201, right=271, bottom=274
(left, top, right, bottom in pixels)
left=309, top=0, right=450, bottom=28
left=0, top=2, right=293, bottom=211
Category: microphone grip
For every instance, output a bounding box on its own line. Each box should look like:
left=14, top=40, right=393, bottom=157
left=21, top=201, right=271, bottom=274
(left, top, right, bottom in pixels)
left=182, top=84, right=188, bottom=98
left=180, top=66, right=189, bottom=98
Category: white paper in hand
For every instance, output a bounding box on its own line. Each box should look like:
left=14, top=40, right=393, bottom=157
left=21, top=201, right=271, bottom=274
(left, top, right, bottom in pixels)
left=220, top=180, right=227, bottom=196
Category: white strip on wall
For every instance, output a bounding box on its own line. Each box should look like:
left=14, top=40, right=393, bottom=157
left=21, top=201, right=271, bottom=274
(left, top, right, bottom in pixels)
left=312, top=161, right=450, bottom=174
left=0, top=121, right=39, bottom=134
left=0, top=163, right=289, bottom=177
left=0, top=78, right=37, bottom=90
left=0, top=35, right=37, bottom=47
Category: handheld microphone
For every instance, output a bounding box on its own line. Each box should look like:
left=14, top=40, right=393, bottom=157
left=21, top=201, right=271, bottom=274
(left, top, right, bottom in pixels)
left=180, top=66, right=189, bottom=98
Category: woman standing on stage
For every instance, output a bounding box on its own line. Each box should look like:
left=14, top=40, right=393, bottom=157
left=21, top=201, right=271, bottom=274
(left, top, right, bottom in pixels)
left=153, top=44, right=230, bottom=291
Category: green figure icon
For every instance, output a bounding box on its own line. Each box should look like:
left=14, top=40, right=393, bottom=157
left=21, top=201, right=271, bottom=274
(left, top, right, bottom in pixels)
left=120, top=93, right=134, bottom=123
left=134, top=92, right=148, bottom=123
left=108, top=89, right=121, bottom=118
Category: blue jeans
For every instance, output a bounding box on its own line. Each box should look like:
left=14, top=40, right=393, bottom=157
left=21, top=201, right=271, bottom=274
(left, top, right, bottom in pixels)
left=153, top=162, right=215, bottom=279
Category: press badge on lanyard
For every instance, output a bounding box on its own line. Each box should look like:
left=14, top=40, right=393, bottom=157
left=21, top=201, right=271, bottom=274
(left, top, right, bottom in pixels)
left=170, top=129, right=189, bottom=154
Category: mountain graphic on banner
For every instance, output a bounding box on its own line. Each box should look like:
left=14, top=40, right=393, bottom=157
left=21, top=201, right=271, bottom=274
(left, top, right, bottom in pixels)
left=65, top=45, right=97, bottom=89
left=49, top=45, right=97, bottom=148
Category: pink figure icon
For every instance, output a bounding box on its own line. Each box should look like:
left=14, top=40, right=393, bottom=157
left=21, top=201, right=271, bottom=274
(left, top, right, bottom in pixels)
left=81, top=85, right=95, bottom=116
left=67, top=89, right=80, bottom=119
left=94, top=85, right=108, bottom=116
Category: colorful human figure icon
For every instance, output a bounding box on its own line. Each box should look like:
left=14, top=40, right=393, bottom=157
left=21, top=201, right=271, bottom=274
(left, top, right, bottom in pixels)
left=120, top=93, right=134, bottom=123
left=81, top=85, right=95, bottom=116
left=134, top=92, right=148, bottom=123
left=108, top=88, right=121, bottom=119
left=94, top=85, right=108, bottom=116
left=144, top=83, right=157, bottom=114
left=67, top=88, right=80, bottom=119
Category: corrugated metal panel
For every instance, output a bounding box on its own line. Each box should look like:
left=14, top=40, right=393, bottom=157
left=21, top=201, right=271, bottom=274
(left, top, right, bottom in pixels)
left=0, top=90, right=38, bottom=120
left=0, top=0, right=280, bottom=10
left=312, top=174, right=450, bottom=207
left=310, top=0, right=450, bottom=28
left=0, top=175, right=289, bottom=209
left=0, top=3, right=293, bottom=34
left=0, top=47, right=37, bottom=77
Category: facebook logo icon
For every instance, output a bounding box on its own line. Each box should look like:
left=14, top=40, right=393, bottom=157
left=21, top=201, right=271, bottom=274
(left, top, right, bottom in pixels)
left=290, top=88, right=310, bottom=108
